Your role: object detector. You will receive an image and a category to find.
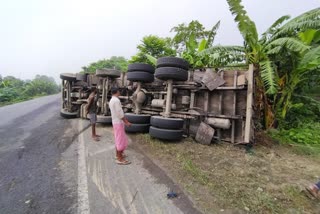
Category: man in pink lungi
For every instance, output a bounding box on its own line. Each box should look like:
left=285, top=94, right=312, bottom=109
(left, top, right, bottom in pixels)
left=109, top=88, right=131, bottom=165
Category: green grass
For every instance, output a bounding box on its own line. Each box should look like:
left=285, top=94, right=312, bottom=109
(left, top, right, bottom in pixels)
left=290, top=144, right=320, bottom=156
left=179, top=156, right=210, bottom=185
left=268, top=125, right=320, bottom=157
left=136, top=134, right=320, bottom=213
left=0, top=97, right=31, bottom=107
left=142, top=134, right=210, bottom=185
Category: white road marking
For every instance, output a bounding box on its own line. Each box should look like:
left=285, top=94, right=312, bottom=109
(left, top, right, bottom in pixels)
left=77, top=120, right=90, bottom=214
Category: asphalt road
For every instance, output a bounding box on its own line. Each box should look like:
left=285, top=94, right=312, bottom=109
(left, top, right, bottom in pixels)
left=0, top=95, right=78, bottom=214
left=0, top=95, right=200, bottom=214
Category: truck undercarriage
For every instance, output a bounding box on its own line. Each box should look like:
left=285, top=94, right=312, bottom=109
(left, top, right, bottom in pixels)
left=60, top=57, right=254, bottom=144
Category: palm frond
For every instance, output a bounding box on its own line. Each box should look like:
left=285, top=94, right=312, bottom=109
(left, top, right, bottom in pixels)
left=200, top=45, right=245, bottom=67
left=298, top=45, right=320, bottom=71
left=265, top=37, right=310, bottom=54
left=207, top=20, right=221, bottom=46
left=207, top=52, right=245, bottom=67
left=270, top=8, right=320, bottom=40
left=259, top=60, right=277, bottom=94
left=287, top=7, right=320, bottom=23
left=226, top=0, right=259, bottom=49
left=266, top=46, right=282, bottom=55
left=260, top=15, right=291, bottom=43
left=200, top=45, right=245, bottom=56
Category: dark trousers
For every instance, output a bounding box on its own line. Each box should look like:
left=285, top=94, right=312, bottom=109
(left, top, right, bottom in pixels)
left=316, top=181, right=320, bottom=189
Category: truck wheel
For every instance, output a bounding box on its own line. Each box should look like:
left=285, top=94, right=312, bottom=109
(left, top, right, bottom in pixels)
left=60, top=73, right=76, bottom=82
left=60, top=109, right=78, bottom=119
left=125, top=123, right=150, bottom=133
left=125, top=113, right=151, bottom=124
left=127, top=71, right=154, bottom=83
left=96, top=69, right=121, bottom=78
left=150, top=116, right=184, bottom=129
left=155, top=67, right=188, bottom=81
left=96, top=115, right=112, bottom=124
left=128, top=63, right=155, bottom=73
left=156, top=57, right=189, bottom=70
left=149, top=126, right=183, bottom=141
left=76, top=73, right=87, bottom=81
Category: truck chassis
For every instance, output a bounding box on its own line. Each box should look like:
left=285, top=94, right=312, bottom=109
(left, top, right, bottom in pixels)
left=60, top=58, right=254, bottom=144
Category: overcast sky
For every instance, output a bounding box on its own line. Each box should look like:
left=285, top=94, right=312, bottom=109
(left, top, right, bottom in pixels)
left=0, top=0, right=319, bottom=83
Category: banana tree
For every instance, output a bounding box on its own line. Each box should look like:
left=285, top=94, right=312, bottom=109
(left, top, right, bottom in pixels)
left=201, top=0, right=314, bottom=128
left=181, top=33, right=209, bottom=69
left=276, top=35, right=320, bottom=120
left=266, top=8, right=320, bottom=121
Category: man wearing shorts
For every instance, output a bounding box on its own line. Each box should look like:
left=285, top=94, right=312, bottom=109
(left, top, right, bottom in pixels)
left=86, top=87, right=101, bottom=141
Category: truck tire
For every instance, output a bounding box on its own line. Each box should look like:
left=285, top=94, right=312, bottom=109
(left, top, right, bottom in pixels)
left=150, top=116, right=184, bottom=129
left=60, top=109, right=78, bottom=119
left=149, top=126, right=183, bottom=141
left=155, top=67, right=188, bottom=81
left=127, top=71, right=154, bottom=83
left=125, top=123, right=150, bottom=133
left=128, top=63, right=155, bottom=73
left=76, top=73, right=87, bottom=81
left=156, top=57, right=189, bottom=70
left=96, top=69, right=121, bottom=78
left=125, top=113, right=151, bottom=124
left=60, top=73, right=76, bottom=82
left=96, top=115, right=112, bottom=124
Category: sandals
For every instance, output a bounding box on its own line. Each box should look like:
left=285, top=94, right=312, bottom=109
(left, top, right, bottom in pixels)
left=93, top=137, right=100, bottom=142
left=114, top=154, right=127, bottom=159
left=115, top=150, right=130, bottom=165
left=116, top=159, right=131, bottom=165
left=306, top=185, right=320, bottom=199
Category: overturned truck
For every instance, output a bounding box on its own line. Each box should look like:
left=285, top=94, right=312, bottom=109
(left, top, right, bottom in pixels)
left=60, top=57, right=254, bottom=144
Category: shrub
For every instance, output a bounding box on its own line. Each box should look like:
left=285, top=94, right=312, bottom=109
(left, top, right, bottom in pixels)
left=269, top=122, right=320, bottom=146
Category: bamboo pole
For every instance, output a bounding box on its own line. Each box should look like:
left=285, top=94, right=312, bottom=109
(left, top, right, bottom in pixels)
left=244, top=64, right=254, bottom=143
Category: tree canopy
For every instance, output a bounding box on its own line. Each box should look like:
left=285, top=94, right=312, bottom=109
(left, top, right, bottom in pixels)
left=0, top=75, right=59, bottom=104
left=130, top=35, right=176, bottom=64
left=82, top=56, right=128, bottom=73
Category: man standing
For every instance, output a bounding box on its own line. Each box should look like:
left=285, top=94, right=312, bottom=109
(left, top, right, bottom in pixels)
left=109, top=87, right=131, bottom=165
left=86, top=86, right=101, bottom=142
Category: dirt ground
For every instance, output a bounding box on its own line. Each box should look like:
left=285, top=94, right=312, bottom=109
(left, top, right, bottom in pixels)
left=131, top=132, right=320, bottom=214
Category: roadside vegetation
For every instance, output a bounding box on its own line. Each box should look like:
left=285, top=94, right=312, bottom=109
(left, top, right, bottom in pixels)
left=133, top=134, right=320, bottom=213
left=0, top=75, right=59, bottom=106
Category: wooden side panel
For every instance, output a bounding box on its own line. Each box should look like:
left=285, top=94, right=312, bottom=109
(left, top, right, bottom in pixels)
left=191, top=69, right=251, bottom=143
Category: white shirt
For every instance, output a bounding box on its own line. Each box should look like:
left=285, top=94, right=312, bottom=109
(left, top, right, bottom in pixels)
left=109, top=96, right=124, bottom=124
